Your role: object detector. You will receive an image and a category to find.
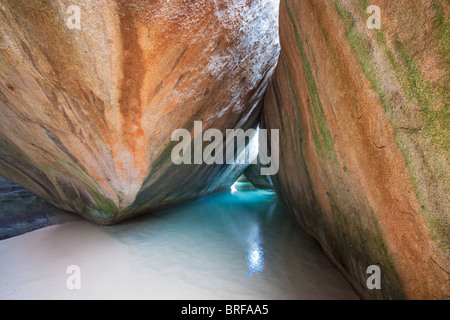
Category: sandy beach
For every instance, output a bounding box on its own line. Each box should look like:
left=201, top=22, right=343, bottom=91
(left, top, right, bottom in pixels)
left=0, top=189, right=359, bottom=300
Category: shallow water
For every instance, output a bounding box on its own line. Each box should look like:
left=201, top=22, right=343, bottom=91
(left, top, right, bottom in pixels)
left=0, top=186, right=359, bottom=300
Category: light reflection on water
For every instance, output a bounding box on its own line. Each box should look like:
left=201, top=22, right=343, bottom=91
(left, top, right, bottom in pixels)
left=0, top=184, right=360, bottom=299
left=246, top=246, right=264, bottom=276
left=97, top=186, right=360, bottom=299
left=243, top=208, right=264, bottom=276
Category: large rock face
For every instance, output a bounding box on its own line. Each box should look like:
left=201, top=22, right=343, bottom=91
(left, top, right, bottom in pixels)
left=265, top=0, right=449, bottom=299
left=0, top=0, right=280, bottom=224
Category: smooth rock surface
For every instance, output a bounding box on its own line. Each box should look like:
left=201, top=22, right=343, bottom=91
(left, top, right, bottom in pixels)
left=0, top=0, right=280, bottom=224
left=264, top=0, right=449, bottom=299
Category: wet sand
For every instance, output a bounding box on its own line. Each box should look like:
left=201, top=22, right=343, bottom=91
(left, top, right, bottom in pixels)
left=0, top=188, right=359, bottom=300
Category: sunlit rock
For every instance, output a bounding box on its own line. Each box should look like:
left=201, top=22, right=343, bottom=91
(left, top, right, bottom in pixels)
left=264, top=0, right=449, bottom=299
left=0, top=0, right=280, bottom=224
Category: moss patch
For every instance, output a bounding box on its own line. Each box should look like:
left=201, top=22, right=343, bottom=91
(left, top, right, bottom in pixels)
left=285, top=2, right=337, bottom=161
left=51, top=156, right=118, bottom=220
left=331, top=0, right=449, bottom=255
left=329, top=203, right=405, bottom=299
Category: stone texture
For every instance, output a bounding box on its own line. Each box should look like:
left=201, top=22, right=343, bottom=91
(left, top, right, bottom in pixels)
left=232, top=175, right=258, bottom=192
left=0, top=176, right=80, bottom=240
left=243, top=160, right=274, bottom=190
left=264, top=0, right=449, bottom=299
left=0, top=0, right=280, bottom=224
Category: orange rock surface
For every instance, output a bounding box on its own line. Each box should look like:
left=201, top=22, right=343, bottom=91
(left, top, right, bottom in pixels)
left=0, top=0, right=280, bottom=223
left=264, top=0, right=449, bottom=299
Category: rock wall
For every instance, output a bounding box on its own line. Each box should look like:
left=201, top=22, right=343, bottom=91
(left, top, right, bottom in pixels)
left=0, top=176, right=79, bottom=240
left=243, top=162, right=274, bottom=190
left=0, top=0, right=280, bottom=224
left=264, top=0, right=449, bottom=299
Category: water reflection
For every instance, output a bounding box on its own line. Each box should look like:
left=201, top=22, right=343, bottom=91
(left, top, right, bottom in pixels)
left=244, top=216, right=264, bottom=276
left=97, top=188, right=360, bottom=299
left=246, top=246, right=264, bottom=276
left=107, top=187, right=277, bottom=279
left=0, top=185, right=360, bottom=299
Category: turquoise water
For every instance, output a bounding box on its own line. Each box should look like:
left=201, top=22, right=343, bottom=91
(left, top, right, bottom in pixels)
left=0, top=183, right=359, bottom=299
left=99, top=184, right=359, bottom=299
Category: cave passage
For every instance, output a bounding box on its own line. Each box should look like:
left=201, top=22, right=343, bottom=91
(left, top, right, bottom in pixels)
left=0, top=184, right=359, bottom=299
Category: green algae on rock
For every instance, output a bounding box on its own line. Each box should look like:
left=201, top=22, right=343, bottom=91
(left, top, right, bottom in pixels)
left=264, top=0, right=449, bottom=299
